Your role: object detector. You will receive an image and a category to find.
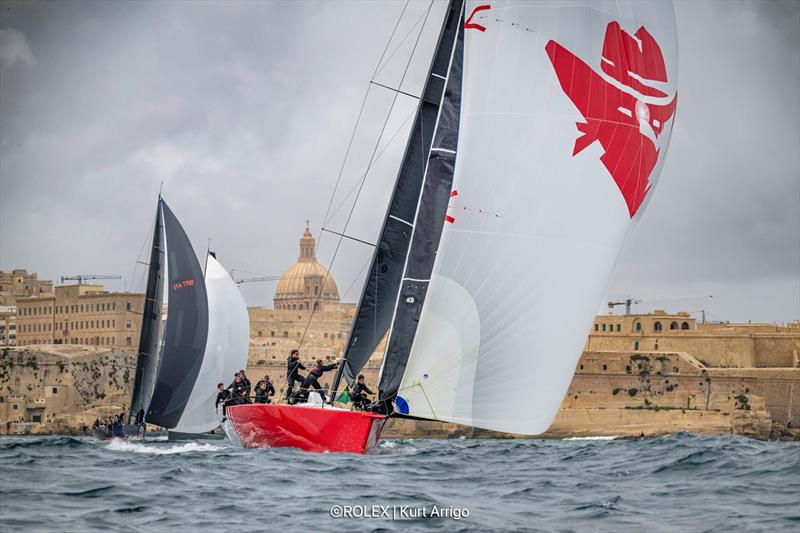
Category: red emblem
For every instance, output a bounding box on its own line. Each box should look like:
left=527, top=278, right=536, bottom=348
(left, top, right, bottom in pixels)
left=546, top=22, right=677, bottom=217
left=465, top=4, right=491, bottom=32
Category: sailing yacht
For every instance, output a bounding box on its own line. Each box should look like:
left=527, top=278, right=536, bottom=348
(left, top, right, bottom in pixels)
left=93, top=197, right=249, bottom=440
left=224, top=0, right=679, bottom=453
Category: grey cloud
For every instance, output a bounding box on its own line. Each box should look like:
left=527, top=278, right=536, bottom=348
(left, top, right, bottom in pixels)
left=0, top=1, right=797, bottom=324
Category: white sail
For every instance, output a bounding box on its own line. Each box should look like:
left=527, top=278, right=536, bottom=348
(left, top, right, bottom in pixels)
left=172, top=254, right=249, bottom=434
left=396, top=0, right=679, bottom=434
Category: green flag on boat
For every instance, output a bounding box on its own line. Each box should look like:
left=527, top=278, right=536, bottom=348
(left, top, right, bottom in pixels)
left=336, top=387, right=351, bottom=404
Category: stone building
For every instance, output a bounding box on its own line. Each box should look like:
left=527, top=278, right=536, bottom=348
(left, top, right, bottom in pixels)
left=15, top=284, right=145, bottom=349
left=247, top=226, right=366, bottom=374
left=586, top=310, right=800, bottom=368
left=0, top=269, right=53, bottom=306
left=0, top=306, right=17, bottom=346
left=273, top=224, right=341, bottom=312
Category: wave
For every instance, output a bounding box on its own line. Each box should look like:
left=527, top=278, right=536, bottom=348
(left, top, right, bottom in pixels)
left=0, top=436, right=89, bottom=450
left=105, top=440, right=222, bottom=455
left=562, top=436, right=618, bottom=441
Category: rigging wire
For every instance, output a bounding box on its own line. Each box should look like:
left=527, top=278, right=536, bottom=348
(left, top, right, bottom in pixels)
left=298, top=0, right=436, bottom=350
left=323, top=107, right=415, bottom=226
left=320, top=0, right=410, bottom=230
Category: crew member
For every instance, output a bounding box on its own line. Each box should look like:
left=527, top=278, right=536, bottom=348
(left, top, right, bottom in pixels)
left=298, top=359, right=339, bottom=403
left=239, top=369, right=251, bottom=399
left=285, top=350, right=306, bottom=400
left=216, top=382, right=231, bottom=416
left=352, top=374, right=373, bottom=410
left=231, top=373, right=250, bottom=404
left=255, top=375, right=275, bottom=404
left=254, top=377, right=276, bottom=404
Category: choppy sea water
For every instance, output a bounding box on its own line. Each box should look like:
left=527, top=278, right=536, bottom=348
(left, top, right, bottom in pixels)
left=1, top=434, right=798, bottom=532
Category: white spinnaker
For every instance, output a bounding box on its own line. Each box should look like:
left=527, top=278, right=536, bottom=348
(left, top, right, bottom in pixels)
left=397, top=0, right=678, bottom=434
left=173, top=255, right=249, bottom=434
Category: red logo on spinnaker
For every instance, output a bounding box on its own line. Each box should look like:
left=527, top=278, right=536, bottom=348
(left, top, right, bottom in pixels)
left=546, top=22, right=677, bottom=217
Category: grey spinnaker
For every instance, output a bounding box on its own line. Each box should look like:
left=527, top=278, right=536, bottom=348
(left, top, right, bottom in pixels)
left=331, top=0, right=465, bottom=395
left=146, top=200, right=209, bottom=428
left=378, top=1, right=465, bottom=405
left=129, top=199, right=165, bottom=424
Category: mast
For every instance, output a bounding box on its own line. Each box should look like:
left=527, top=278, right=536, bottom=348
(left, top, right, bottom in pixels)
left=330, top=0, right=465, bottom=399
left=129, top=198, right=165, bottom=424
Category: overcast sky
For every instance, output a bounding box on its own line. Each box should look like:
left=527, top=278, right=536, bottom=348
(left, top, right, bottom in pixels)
left=1, top=1, right=798, bottom=324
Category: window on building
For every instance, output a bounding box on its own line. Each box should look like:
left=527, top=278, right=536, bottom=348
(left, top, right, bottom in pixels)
left=270, top=331, right=275, bottom=337
left=601, top=324, right=606, bottom=331
left=670, top=321, right=678, bottom=330
left=324, top=333, right=328, bottom=338
left=80, top=305, right=84, bottom=313
left=127, top=302, right=133, bottom=312
left=314, top=287, right=319, bottom=296
left=283, top=331, right=288, bottom=338
left=602, top=364, right=607, bottom=371
left=653, top=321, right=662, bottom=332
left=113, top=303, right=116, bottom=311
left=52, top=387, right=57, bottom=394
left=634, top=341, right=640, bottom=351
left=681, top=322, right=689, bottom=330
left=594, top=324, right=598, bottom=331
left=258, top=331, right=262, bottom=337
left=616, top=324, right=621, bottom=332
left=126, top=337, right=132, bottom=346
left=634, top=321, right=642, bottom=332
left=126, top=320, right=132, bottom=328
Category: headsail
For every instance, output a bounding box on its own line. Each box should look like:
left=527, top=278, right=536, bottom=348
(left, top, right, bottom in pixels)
left=129, top=199, right=165, bottom=423
left=172, top=254, right=249, bottom=434
left=332, top=0, right=466, bottom=393
left=146, top=200, right=209, bottom=428
left=384, top=1, right=679, bottom=434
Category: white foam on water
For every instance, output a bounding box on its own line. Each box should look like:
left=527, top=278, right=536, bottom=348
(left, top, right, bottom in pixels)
left=379, top=440, right=399, bottom=449
left=562, top=436, right=618, bottom=441
left=106, top=439, right=221, bottom=455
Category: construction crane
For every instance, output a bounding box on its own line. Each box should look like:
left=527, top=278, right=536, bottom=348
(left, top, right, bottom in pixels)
left=60, top=274, right=123, bottom=285
left=608, top=295, right=713, bottom=315
left=235, top=275, right=282, bottom=286
left=608, top=298, right=642, bottom=314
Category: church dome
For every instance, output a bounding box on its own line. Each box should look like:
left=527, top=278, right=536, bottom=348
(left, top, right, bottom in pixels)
left=274, top=224, right=339, bottom=311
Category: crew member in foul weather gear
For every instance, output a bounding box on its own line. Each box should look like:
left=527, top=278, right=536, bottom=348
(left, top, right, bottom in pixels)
left=254, top=376, right=275, bottom=404
left=216, top=382, right=231, bottom=416
left=298, top=359, right=339, bottom=403
left=239, top=369, right=251, bottom=398
left=285, top=350, right=306, bottom=399
left=352, top=374, right=373, bottom=410
left=231, top=374, right=250, bottom=404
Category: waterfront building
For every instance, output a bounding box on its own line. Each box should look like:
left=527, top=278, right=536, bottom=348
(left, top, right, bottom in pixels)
left=0, top=306, right=17, bottom=346
left=15, top=284, right=144, bottom=348
left=0, top=269, right=53, bottom=306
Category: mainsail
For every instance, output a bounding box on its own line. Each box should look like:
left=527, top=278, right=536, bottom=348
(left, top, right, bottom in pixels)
left=332, top=0, right=466, bottom=392
left=172, top=254, right=249, bottom=434
left=129, top=199, right=165, bottom=423
left=380, top=1, right=679, bottom=435
left=146, top=200, right=209, bottom=428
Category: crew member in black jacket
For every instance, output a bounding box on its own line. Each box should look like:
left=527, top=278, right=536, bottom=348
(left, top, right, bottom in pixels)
left=216, top=382, right=231, bottom=417
left=351, top=374, right=373, bottom=410
left=298, top=359, right=339, bottom=403
left=254, top=376, right=276, bottom=404
left=285, top=350, right=306, bottom=400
